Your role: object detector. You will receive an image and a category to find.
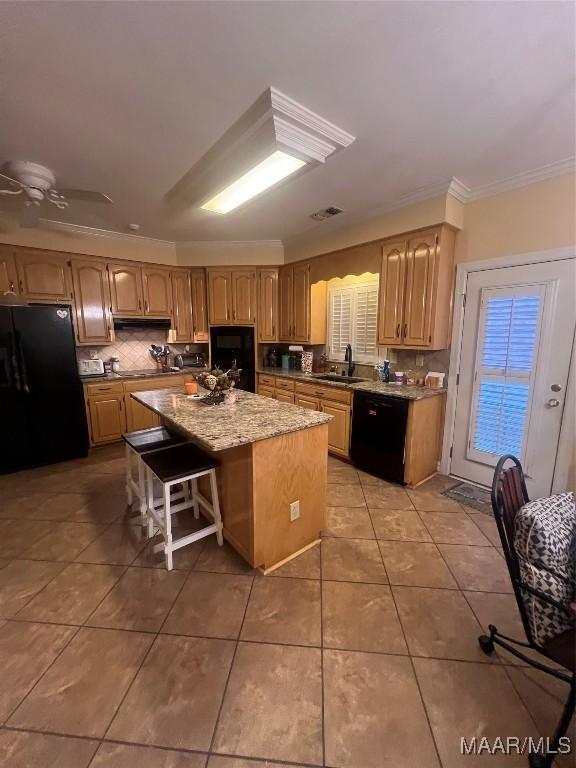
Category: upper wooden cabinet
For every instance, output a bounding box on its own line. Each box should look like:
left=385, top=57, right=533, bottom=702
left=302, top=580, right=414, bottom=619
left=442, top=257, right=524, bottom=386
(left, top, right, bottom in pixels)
left=142, top=266, right=172, bottom=317
left=207, top=270, right=232, bottom=324
left=108, top=262, right=144, bottom=316
left=278, top=266, right=293, bottom=340
left=0, top=247, right=17, bottom=294
left=171, top=269, right=193, bottom=342
left=16, top=250, right=72, bottom=302
left=231, top=270, right=257, bottom=324
left=377, top=240, right=407, bottom=346
left=403, top=231, right=436, bottom=347
left=278, top=263, right=326, bottom=344
left=71, top=258, right=112, bottom=345
left=207, top=268, right=256, bottom=325
left=190, top=269, right=209, bottom=341
left=292, top=263, right=311, bottom=342
left=377, top=225, right=456, bottom=349
left=258, top=268, right=278, bottom=342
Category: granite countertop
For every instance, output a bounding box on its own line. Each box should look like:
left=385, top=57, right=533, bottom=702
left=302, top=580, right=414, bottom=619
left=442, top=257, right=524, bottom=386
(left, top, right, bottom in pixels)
left=256, top=368, right=446, bottom=400
left=81, top=367, right=208, bottom=382
left=131, top=388, right=333, bottom=452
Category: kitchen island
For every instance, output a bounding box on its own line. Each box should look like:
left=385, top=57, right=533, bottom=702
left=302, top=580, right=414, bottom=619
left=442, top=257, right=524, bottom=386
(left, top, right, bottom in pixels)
left=132, top=388, right=332, bottom=572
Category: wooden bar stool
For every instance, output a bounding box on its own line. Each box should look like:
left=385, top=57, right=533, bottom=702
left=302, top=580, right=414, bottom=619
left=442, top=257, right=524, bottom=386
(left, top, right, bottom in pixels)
left=142, top=442, right=224, bottom=570
left=123, top=427, right=186, bottom=527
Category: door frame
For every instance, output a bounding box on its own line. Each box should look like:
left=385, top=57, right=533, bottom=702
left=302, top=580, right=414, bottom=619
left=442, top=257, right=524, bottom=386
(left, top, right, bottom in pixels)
left=440, top=245, right=576, bottom=493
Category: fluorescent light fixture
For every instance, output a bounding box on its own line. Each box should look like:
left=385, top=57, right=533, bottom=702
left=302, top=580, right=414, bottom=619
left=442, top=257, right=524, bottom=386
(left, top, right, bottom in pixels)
left=201, top=150, right=306, bottom=214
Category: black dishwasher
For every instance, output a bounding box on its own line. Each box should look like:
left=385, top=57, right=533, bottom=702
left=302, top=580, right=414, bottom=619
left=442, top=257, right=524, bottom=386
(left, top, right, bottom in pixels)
left=350, top=391, right=408, bottom=484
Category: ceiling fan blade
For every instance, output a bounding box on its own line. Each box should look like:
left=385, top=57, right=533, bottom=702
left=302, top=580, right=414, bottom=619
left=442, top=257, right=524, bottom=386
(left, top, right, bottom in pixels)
left=55, top=188, right=113, bottom=204
left=0, top=171, right=25, bottom=189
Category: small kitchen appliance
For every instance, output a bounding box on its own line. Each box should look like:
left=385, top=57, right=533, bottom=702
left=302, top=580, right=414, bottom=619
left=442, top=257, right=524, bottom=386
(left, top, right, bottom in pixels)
left=77, top=358, right=105, bottom=377
left=174, top=351, right=206, bottom=369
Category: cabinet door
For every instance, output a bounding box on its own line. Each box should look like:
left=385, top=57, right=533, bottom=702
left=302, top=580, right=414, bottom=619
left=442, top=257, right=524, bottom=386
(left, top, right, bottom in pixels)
left=231, top=270, right=256, bottom=324
left=275, top=390, right=294, bottom=405
left=16, top=250, right=72, bottom=302
left=278, top=266, right=293, bottom=341
left=171, top=270, right=193, bottom=342
left=208, top=270, right=232, bottom=324
left=0, top=247, right=17, bottom=294
left=257, top=385, right=276, bottom=399
left=377, top=241, right=406, bottom=346
left=322, top=400, right=351, bottom=457
left=258, top=269, right=278, bottom=342
left=294, top=394, right=320, bottom=411
left=403, top=230, right=438, bottom=347
left=71, top=259, right=112, bottom=344
left=125, top=394, right=161, bottom=432
left=109, top=263, right=144, bottom=316
left=88, top=395, right=126, bottom=444
left=142, top=267, right=172, bottom=317
left=190, top=269, right=209, bottom=342
left=292, top=263, right=310, bottom=342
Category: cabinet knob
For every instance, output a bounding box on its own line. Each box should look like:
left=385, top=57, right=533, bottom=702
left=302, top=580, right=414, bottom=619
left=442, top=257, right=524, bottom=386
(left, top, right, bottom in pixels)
left=9, top=280, right=14, bottom=292
left=396, top=323, right=400, bottom=338
left=403, top=323, right=408, bottom=337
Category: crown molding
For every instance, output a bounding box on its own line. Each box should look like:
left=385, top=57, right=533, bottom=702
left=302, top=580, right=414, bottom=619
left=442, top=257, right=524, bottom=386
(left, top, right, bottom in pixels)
left=464, top=157, right=575, bottom=201
left=270, top=87, right=355, bottom=148
left=0, top=213, right=175, bottom=247
left=274, top=116, right=336, bottom=163
left=178, top=239, right=283, bottom=249
left=36, top=220, right=176, bottom=247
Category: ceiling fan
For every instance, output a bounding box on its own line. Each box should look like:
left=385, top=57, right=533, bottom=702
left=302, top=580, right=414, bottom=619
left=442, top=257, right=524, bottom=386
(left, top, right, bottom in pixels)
left=0, top=160, right=113, bottom=226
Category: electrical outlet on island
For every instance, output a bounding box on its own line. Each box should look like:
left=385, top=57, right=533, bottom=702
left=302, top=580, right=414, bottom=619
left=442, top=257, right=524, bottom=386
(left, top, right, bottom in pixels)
left=290, top=500, right=300, bottom=522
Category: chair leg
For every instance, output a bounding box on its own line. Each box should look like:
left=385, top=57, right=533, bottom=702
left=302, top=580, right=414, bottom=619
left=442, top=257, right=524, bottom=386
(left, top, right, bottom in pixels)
left=164, top=482, right=173, bottom=571
left=191, top=477, right=200, bottom=519
left=209, top=469, right=223, bottom=546
left=138, top=458, right=147, bottom=527
left=529, top=680, right=575, bottom=768
left=125, top=444, right=133, bottom=505
left=146, top=469, right=155, bottom=540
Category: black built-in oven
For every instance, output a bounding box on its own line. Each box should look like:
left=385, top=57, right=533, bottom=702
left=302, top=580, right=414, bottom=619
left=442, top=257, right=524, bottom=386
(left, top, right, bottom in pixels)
left=209, top=326, right=255, bottom=392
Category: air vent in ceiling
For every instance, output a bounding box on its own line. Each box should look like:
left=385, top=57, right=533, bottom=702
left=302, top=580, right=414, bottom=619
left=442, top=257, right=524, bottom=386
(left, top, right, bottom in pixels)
left=309, top=205, right=343, bottom=221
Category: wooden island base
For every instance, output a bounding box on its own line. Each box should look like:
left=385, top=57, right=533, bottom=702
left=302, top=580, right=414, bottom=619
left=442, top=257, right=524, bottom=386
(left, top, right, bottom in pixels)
left=196, top=422, right=328, bottom=571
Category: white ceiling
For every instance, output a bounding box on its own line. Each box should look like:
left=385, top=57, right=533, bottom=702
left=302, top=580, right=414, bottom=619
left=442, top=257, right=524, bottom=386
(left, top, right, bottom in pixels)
left=1, top=1, right=574, bottom=244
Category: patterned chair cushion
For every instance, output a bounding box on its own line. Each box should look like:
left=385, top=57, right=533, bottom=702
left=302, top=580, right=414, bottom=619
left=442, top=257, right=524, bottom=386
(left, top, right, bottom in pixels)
left=514, top=492, right=576, bottom=646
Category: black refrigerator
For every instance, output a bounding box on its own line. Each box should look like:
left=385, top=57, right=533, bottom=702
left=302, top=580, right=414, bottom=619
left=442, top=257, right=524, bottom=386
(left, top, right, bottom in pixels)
left=0, top=302, right=89, bottom=474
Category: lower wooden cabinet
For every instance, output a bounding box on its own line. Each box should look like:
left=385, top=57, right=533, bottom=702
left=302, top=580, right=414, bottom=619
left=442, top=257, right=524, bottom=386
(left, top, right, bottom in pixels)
left=84, top=375, right=185, bottom=445
left=322, top=400, right=351, bottom=457
left=275, top=391, right=295, bottom=405
left=87, top=393, right=126, bottom=444
left=258, top=374, right=352, bottom=458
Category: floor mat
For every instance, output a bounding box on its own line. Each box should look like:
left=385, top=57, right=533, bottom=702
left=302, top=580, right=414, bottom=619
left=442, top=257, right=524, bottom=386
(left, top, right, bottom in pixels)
left=442, top=481, right=493, bottom=515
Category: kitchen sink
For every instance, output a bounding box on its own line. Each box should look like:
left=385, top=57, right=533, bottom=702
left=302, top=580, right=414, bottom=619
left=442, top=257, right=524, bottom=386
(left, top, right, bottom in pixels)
left=315, top=374, right=367, bottom=384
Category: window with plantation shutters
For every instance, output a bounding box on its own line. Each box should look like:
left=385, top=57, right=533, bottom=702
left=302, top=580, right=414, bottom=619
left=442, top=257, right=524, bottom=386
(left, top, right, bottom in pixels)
left=328, top=282, right=379, bottom=363
left=467, top=285, right=544, bottom=463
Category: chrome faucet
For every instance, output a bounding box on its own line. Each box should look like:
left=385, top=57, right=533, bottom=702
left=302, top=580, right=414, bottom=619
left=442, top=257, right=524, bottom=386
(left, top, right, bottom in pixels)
left=344, top=344, right=355, bottom=377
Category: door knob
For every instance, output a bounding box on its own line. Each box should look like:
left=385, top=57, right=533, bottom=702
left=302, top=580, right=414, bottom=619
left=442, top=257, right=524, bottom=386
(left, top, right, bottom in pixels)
left=546, top=398, right=560, bottom=408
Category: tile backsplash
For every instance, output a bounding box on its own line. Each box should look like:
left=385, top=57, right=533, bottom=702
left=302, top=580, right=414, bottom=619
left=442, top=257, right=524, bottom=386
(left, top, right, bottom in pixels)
left=259, top=342, right=450, bottom=380
left=76, top=330, right=207, bottom=371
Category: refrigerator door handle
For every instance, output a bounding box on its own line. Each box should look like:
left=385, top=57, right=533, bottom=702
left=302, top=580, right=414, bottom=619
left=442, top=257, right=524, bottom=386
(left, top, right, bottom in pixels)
left=7, top=330, right=21, bottom=392
left=15, top=332, right=30, bottom=394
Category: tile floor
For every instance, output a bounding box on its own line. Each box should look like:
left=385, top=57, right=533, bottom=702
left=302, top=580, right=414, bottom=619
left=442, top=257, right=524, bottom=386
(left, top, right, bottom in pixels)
left=0, top=447, right=573, bottom=767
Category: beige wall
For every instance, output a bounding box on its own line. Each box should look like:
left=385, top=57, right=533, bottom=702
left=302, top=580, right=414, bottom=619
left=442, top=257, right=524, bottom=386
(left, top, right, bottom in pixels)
left=284, top=195, right=453, bottom=263
left=0, top=223, right=177, bottom=265
left=176, top=240, right=283, bottom=266
left=455, top=172, right=575, bottom=264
